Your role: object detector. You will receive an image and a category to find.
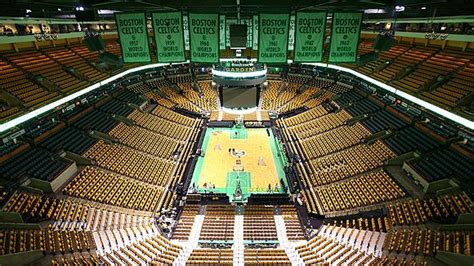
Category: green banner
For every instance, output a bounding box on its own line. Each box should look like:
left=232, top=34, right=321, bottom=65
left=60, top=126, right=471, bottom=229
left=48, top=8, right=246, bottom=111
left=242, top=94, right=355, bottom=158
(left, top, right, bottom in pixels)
left=244, top=18, right=253, bottom=48
left=288, top=15, right=295, bottom=51
left=225, top=18, right=235, bottom=47
left=183, top=15, right=190, bottom=50
left=329, top=12, right=363, bottom=63
left=220, top=15, right=226, bottom=49
left=252, top=15, right=258, bottom=50
left=258, top=13, right=290, bottom=64
left=151, top=11, right=185, bottom=63
left=294, top=12, right=326, bottom=62
left=189, top=13, right=220, bottom=63
left=115, top=12, right=151, bottom=63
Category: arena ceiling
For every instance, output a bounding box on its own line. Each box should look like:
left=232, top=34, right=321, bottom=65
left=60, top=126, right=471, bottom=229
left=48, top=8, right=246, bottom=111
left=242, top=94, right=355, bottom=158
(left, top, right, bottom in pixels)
left=2, top=0, right=474, bottom=18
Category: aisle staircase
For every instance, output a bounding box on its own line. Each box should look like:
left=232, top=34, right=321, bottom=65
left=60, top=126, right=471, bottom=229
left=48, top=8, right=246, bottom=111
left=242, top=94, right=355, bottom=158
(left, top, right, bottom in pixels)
left=233, top=215, right=245, bottom=266
left=173, top=214, right=205, bottom=265
left=274, top=215, right=305, bottom=266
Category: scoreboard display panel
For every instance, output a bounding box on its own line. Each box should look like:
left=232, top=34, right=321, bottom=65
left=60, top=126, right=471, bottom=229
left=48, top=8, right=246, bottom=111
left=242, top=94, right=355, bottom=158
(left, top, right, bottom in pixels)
left=220, top=86, right=259, bottom=108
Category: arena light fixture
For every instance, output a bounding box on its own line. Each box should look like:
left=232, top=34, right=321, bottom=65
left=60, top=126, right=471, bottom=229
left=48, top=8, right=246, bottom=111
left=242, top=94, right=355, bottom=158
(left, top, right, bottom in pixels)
left=395, top=5, right=405, bottom=12
left=303, top=62, right=474, bottom=129
left=0, top=61, right=189, bottom=134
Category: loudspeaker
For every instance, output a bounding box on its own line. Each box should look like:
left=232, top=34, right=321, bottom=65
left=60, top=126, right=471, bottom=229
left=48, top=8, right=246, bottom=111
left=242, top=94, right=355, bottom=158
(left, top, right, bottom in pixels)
left=357, top=51, right=378, bottom=65
left=85, top=36, right=105, bottom=52
left=99, top=52, right=122, bottom=66
left=75, top=10, right=97, bottom=21
left=230, top=24, right=247, bottom=49
left=373, top=34, right=395, bottom=51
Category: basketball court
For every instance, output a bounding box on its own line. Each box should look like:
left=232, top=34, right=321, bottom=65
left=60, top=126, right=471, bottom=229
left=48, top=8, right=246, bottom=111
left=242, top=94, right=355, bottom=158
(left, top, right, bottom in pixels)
left=191, top=126, right=287, bottom=202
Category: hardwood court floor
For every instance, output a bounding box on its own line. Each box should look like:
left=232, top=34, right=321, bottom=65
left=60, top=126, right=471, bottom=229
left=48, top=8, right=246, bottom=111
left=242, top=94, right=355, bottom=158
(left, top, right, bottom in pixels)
left=195, top=127, right=280, bottom=192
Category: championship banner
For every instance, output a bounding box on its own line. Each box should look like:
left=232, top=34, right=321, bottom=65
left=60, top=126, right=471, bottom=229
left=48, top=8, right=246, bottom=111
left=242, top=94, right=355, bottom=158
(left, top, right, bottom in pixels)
left=189, top=13, right=220, bottom=63
left=115, top=12, right=151, bottom=63
left=152, top=11, right=185, bottom=63
left=329, top=12, right=363, bottom=63
left=294, top=12, right=326, bottom=62
left=258, top=13, right=290, bottom=64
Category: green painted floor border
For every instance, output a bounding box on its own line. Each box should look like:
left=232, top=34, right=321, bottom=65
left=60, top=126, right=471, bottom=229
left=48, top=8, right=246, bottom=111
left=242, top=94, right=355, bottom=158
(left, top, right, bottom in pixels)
left=268, top=129, right=289, bottom=190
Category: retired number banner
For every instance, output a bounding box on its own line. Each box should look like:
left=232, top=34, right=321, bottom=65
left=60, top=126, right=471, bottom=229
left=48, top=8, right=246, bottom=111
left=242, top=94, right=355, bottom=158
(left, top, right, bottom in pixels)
left=189, top=13, right=220, bottom=63
left=115, top=12, right=151, bottom=63
left=152, top=11, right=185, bottom=63
left=294, top=12, right=326, bottom=62
left=258, top=13, right=290, bottom=64
left=329, top=12, right=363, bottom=63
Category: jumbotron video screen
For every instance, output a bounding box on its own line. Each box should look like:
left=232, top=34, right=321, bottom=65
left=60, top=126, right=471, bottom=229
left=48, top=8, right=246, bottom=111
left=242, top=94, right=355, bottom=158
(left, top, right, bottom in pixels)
left=221, top=86, right=259, bottom=108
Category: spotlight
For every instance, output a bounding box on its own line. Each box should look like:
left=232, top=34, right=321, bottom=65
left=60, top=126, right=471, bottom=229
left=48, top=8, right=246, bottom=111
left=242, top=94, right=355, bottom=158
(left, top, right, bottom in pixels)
left=26, top=9, right=32, bottom=14
left=421, top=6, right=426, bottom=10
left=395, top=5, right=405, bottom=12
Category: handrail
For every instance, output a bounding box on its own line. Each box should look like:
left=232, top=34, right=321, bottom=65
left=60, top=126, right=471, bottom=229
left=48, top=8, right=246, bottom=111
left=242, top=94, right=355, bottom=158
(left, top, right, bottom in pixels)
left=0, top=61, right=189, bottom=133
left=301, top=62, right=474, bottom=130
left=1, top=59, right=472, bottom=134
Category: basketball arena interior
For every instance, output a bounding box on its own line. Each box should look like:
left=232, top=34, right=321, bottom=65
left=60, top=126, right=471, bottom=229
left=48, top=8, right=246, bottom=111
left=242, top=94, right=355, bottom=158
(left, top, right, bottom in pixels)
left=1, top=0, right=474, bottom=265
